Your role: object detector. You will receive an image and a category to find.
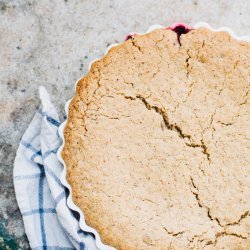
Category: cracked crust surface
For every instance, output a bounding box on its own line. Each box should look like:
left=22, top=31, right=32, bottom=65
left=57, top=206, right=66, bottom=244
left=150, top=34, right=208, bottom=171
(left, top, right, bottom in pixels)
left=62, top=28, right=250, bottom=249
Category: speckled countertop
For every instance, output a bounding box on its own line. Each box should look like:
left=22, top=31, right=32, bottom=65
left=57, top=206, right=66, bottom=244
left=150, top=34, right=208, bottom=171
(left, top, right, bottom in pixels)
left=0, top=0, right=249, bottom=248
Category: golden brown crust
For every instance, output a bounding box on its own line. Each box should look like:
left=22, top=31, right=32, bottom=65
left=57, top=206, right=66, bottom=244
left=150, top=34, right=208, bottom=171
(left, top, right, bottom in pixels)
left=62, top=28, right=250, bottom=249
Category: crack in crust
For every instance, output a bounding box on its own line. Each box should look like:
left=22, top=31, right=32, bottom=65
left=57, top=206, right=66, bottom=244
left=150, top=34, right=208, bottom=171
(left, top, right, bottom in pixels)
left=190, top=176, right=250, bottom=246
left=185, top=49, right=191, bottom=78
left=124, top=94, right=211, bottom=162
left=162, top=226, right=184, bottom=237
left=206, top=232, right=247, bottom=247
left=190, top=177, right=223, bottom=227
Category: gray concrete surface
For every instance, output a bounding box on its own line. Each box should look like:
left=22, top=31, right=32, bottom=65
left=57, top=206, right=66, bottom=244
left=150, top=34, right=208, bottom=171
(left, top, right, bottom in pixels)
left=0, top=0, right=249, bottom=248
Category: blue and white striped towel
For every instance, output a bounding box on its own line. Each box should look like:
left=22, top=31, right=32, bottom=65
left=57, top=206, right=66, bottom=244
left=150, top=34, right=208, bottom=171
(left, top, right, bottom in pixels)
left=13, top=86, right=98, bottom=250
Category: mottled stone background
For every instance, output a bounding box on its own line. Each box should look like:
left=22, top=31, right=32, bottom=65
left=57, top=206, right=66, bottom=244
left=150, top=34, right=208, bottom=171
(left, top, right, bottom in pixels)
left=0, top=0, right=249, bottom=248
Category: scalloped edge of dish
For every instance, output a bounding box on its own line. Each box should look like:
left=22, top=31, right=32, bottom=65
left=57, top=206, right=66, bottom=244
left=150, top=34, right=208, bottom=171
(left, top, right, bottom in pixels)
left=57, top=22, right=250, bottom=250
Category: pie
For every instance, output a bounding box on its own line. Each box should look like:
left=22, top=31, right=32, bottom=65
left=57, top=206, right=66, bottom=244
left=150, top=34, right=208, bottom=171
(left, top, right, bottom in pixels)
left=62, top=24, right=250, bottom=249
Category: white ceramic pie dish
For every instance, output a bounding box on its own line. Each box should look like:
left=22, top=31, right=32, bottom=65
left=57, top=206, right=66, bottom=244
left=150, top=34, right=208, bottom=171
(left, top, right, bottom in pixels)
left=57, top=22, right=250, bottom=250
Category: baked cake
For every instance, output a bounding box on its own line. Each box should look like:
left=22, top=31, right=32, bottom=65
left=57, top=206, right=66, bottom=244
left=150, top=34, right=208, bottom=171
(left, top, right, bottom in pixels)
left=62, top=24, right=250, bottom=249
